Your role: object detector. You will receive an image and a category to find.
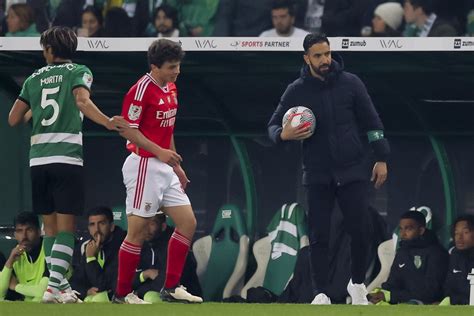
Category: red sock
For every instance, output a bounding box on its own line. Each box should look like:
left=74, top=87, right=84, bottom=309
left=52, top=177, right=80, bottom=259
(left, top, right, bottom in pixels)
left=115, top=240, right=141, bottom=297
left=164, top=230, right=191, bottom=289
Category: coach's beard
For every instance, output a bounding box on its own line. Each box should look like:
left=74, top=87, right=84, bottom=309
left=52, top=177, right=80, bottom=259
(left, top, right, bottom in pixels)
left=309, top=61, right=331, bottom=78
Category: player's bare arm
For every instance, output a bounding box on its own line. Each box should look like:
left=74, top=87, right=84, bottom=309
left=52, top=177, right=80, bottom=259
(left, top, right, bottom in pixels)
left=119, top=127, right=182, bottom=167
left=8, top=99, right=30, bottom=127
left=73, top=87, right=128, bottom=131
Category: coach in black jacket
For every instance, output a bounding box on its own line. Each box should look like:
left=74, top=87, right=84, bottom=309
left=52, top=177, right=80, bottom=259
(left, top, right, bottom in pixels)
left=444, top=214, right=474, bottom=305
left=377, top=211, right=448, bottom=304
left=71, top=207, right=126, bottom=301
left=268, top=34, right=389, bottom=305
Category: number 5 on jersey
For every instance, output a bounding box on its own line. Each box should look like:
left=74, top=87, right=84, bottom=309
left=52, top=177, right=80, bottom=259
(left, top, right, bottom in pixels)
left=41, top=87, right=60, bottom=126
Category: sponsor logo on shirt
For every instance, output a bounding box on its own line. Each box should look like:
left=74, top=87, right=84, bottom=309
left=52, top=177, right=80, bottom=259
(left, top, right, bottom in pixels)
left=398, top=263, right=406, bottom=268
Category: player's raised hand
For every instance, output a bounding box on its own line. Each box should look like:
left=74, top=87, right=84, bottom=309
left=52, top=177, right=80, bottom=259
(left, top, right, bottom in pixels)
left=281, top=116, right=312, bottom=141
left=173, top=164, right=190, bottom=190
left=107, top=116, right=130, bottom=131
left=5, top=245, right=25, bottom=268
left=157, top=148, right=182, bottom=167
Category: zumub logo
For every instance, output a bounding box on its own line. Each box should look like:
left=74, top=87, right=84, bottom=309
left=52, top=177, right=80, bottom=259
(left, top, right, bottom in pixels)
left=342, top=39, right=349, bottom=49
left=454, top=38, right=461, bottom=49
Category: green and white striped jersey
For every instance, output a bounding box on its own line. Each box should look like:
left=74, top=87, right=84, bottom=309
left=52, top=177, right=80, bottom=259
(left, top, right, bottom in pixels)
left=18, top=63, right=93, bottom=167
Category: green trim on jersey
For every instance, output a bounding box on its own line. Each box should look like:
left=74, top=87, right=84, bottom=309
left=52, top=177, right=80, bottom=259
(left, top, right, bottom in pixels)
left=19, top=63, right=93, bottom=167
left=13, top=244, right=46, bottom=288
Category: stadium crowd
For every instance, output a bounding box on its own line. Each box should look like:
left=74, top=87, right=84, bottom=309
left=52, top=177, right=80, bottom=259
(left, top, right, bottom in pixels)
left=0, top=0, right=473, bottom=38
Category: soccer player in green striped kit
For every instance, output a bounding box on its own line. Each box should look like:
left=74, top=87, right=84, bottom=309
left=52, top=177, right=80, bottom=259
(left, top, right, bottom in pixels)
left=8, top=26, right=128, bottom=303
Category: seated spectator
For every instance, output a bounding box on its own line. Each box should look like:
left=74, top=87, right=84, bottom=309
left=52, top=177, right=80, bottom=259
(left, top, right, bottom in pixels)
left=70, top=206, right=126, bottom=302
left=368, top=211, right=448, bottom=305
left=102, top=6, right=132, bottom=37
left=402, top=0, right=459, bottom=36
left=167, top=0, right=219, bottom=37
left=78, top=5, right=103, bottom=37
left=371, top=2, right=404, bottom=36
left=442, top=214, right=474, bottom=305
left=260, top=0, right=309, bottom=37
left=468, top=8, right=474, bottom=35
left=5, top=3, right=39, bottom=36
left=0, top=212, right=47, bottom=302
left=133, top=212, right=201, bottom=303
left=145, top=4, right=179, bottom=37
left=213, top=0, right=273, bottom=36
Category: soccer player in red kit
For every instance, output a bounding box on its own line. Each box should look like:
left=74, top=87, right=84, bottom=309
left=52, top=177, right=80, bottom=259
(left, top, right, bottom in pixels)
left=112, top=39, right=202, bottom=304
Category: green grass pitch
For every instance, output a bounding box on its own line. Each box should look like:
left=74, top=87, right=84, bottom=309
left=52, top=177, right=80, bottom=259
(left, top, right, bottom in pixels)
left=1, top=302, right=473, bottom=316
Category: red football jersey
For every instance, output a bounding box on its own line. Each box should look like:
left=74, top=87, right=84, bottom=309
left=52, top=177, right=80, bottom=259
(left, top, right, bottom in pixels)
left=122, top=73, right=178, bottom=157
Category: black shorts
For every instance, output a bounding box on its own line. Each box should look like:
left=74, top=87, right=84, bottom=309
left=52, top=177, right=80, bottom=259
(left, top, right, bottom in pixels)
left=31, top=163, right=84, bottom=216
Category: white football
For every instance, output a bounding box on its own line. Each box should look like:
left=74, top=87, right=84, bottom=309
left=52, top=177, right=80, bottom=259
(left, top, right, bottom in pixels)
left=282, top=106, right=316, bottom=135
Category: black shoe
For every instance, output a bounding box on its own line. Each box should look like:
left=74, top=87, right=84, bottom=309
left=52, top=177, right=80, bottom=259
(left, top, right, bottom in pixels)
left=160, top=285, right=203, bottom=303
left=111, top=294, right=125, bottom=304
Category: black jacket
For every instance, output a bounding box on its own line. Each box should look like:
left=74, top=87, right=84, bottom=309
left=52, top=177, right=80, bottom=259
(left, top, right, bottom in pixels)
left=70, top=227, right=126, bottom=299
left=268, top=54, right=389, bottom=185
left=133, top=226, right=201, bottom=298
left=382, top=230, right=448, bottom=304
left=444, top=248, right=474, bottom=305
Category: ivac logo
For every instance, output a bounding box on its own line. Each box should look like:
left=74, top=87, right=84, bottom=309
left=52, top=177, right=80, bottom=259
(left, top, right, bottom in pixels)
left=379, top=39, right=403, bottom=49
left=194, top=39, right=217, bottom=49
left=87, top=39, right=109, bottom=49
left=342, top=38, right=349, bottom=49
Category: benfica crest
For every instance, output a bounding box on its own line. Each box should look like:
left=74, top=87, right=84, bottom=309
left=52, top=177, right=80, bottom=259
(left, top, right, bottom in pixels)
left=414, top=255, right=422, bottom=269
left=128, top=104, right=142, bottom=121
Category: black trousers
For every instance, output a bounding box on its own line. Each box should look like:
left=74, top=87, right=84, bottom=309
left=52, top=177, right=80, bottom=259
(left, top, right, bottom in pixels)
left=305, top=180, right=370, bottom=295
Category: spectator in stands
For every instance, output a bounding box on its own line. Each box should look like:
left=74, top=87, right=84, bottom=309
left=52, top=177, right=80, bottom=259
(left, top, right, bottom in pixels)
left=371, top=2, right=404, bottom=36
left=402, top=0, right=459, bottom=36
left=296, top=0, right=373, bottom=36
left=294, top=0, right=325, bottom=34
left=467, top=7, right=474, bottom=35
left=442, top=214, right=474, bottom=305
left=166, top=0, right=219, bottom=37
left=102, top=6, right=132, bottom=36
left=0, top=212, right=48, bottom=302
left=213, top=0, right=273, bottom=36
left=5, top=3, right=39, bottom=36
left=145, top=4, right=179, bottom=37
left=70, top=206, right=126, bottom=302
left=260, top=0, right=309, bottom=37
left=78, top=6, right=103, bottom=37
left=368, top=211, right=448, bottom=305
left=133, top=212, right=201, bottom=303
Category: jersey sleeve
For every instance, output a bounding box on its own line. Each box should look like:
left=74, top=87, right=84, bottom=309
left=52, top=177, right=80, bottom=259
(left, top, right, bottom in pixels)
left=121, top=83, right=147, bottom=129
left=71, top=65, right=93, bottom=92
left=18, top=75, right=32, bottom=106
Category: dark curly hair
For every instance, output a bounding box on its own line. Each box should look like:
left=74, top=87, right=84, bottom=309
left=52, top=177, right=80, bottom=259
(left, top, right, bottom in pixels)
left=147, top=38, right=184, bottom=68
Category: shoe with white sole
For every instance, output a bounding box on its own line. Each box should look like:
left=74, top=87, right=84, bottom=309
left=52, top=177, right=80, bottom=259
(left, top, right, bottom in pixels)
left=311, top=293, right=331, bottom=305
left=60, top=288, right=83, bottom=303
left=42, top=290, right=61, bottom=304
left=112, top=293, right=150, bottom=304
left=160, top=285, right=203, bottom=303
left=347, top=279, right=369, bottom=305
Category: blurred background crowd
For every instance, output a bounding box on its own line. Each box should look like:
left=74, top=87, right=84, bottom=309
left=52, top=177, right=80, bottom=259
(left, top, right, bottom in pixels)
left=0, top=0, right=473, bottom=38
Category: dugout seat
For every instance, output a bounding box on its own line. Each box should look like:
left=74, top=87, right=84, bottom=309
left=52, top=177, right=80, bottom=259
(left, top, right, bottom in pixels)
left=241, top=203, right=309, bottom=298
left=192, top=204, right=249, bottom=301
left=366, top=206, right=433, bottom=292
